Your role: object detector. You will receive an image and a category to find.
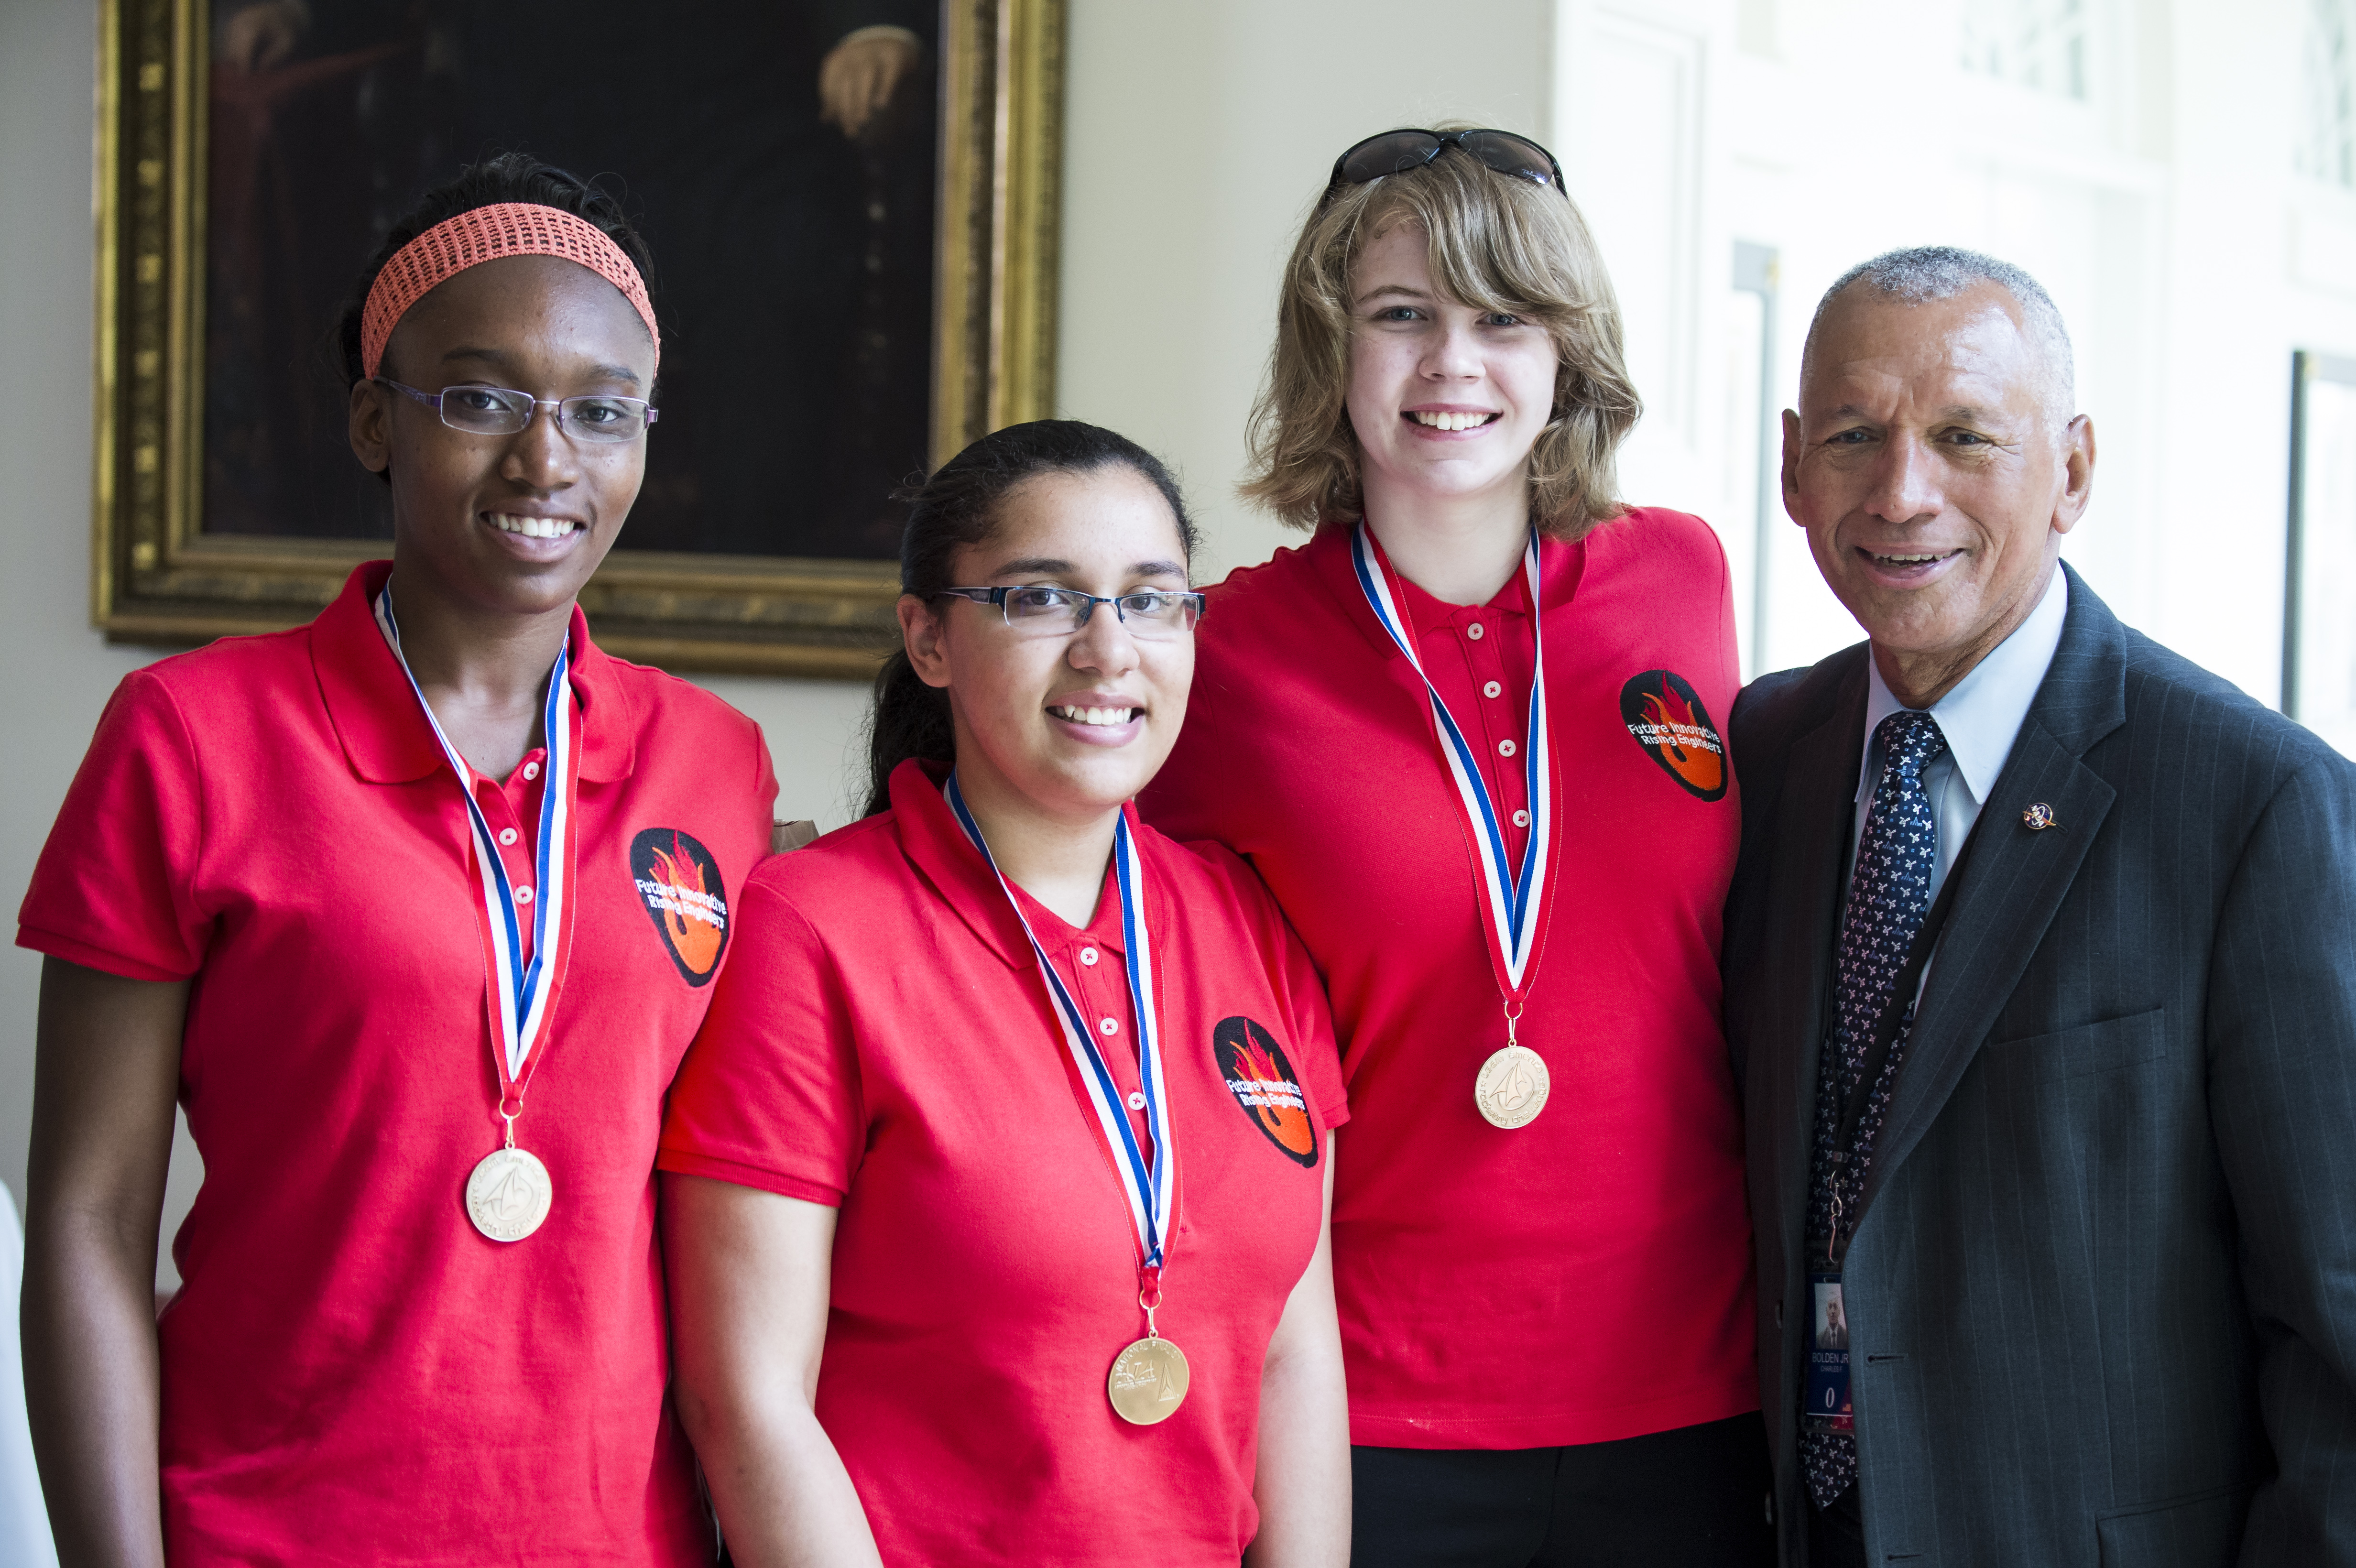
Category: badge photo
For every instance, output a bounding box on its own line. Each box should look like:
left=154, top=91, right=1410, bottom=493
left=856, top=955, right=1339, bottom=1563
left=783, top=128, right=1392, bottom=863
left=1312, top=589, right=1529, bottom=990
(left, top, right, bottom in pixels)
left=1619, top=670, right=1728, bottom=802
left=1211, top=1017, right=1319, bottom=1167
left=630, top=828, right=731, bottom=986
left=1804, top=1273, right=1854, bottom=1432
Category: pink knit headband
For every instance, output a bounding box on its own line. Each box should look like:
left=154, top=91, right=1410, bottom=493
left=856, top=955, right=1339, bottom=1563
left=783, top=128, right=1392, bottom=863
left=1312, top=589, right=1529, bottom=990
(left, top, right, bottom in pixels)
left=360, top=201, right=660, bottom=380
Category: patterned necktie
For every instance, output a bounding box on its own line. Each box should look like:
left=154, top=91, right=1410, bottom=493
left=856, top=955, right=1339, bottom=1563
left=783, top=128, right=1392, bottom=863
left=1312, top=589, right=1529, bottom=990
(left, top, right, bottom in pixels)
left=1800, top=708, right=1947, bottom=1509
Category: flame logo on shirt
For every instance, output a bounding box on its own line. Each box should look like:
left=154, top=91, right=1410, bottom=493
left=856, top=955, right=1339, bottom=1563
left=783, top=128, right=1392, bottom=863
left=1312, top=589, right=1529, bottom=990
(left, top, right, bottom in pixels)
left=628, top=828, right=731, bottom=987
left=1618, top=670, right=1728, bottom=802
left=1212, top=1017, right=1319, bottom=1168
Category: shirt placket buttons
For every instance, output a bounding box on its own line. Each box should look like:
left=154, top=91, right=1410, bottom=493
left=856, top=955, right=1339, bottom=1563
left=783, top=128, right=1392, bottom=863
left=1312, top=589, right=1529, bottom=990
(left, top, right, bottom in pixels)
left=476, top=783, right=536, bottom=926
left=1466, top=614, right=1526, bottom=851
left=1076, top=947, right=1147, bottom=1127
left=480, top=783, right=531, bottom=887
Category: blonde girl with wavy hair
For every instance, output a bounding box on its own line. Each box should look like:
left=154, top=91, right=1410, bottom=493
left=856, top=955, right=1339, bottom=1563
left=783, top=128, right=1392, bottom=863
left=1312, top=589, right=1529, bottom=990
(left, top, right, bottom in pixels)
left=1142, top=127, right=1771, bottom=1567
left=1243, top=126, right=1636, bottom=556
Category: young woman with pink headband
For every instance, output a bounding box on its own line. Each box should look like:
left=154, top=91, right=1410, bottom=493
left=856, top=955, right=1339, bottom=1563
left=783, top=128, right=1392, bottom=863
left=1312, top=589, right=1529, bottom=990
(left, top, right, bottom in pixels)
left=17, top=153, right=775, bottom=1566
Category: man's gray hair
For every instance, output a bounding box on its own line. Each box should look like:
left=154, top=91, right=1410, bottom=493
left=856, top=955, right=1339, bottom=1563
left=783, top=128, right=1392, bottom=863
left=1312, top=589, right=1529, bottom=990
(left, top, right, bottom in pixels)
left=1807, top=245, right=2076, bottom=415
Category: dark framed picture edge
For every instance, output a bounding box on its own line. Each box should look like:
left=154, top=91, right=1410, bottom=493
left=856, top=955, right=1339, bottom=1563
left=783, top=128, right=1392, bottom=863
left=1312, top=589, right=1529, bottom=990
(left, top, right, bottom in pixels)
left=88, top=0, right=1064, bottom=679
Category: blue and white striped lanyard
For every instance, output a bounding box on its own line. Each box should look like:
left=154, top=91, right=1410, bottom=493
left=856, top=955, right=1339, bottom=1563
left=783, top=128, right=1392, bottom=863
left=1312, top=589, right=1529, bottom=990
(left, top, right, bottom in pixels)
left=1349, top=522, right=1556, bottom=1009
left=374, top=587, right=578, bottom=1096
left=945, top=773, right=1175, bottom=1274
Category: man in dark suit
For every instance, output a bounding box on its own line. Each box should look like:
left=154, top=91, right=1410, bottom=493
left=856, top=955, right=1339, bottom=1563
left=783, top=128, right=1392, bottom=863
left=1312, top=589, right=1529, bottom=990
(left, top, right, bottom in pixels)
left=1723, top=245, right=2356, bottom=1566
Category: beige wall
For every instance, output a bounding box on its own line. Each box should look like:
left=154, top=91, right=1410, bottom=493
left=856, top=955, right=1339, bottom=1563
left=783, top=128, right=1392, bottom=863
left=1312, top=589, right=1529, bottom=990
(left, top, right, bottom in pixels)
left=0, top=0, right=158, bottom=1228
left=1056, top=1, right=1554, bottom=580
left=0, top=0, right=1552, bottom=1267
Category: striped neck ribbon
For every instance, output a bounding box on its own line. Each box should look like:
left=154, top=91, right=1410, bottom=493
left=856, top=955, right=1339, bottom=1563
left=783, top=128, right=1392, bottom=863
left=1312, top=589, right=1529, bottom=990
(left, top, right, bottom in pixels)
left=374, top=587, right=581, bottom=1100
left=1349, top=521, right=1557, bottom=1007
left=946, top=773, right=1176, bottom=1275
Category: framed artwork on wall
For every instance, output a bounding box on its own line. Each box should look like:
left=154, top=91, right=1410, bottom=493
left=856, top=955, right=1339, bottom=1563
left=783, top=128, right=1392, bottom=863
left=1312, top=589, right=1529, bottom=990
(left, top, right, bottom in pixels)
left=2286, top=349, right=2356, bottom=759
left=90, top=0, right=1063, bottom=676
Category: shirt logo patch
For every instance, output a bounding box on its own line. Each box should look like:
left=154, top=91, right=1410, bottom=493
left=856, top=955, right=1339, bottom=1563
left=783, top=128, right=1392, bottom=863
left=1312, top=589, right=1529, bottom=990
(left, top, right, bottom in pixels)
left=629, top=828, right=730, bottom=986
left=1619, top=670, right=1728, bottom=802
left=1212, top=1017, right=1318, bottom=1168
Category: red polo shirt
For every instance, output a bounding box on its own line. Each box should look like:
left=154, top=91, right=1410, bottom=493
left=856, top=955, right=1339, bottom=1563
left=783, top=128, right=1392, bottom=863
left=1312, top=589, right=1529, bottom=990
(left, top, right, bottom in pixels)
left=1140, top=510, right=1754, bottom=1449
left=17, top=562, right=776, bottom=1567
left=658, top=759, right=1346, bottom=1566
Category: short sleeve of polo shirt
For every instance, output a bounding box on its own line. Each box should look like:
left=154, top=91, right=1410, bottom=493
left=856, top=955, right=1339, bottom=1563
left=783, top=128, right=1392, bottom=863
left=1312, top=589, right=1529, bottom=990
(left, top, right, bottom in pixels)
left=746, top=723, right=782, bottom=828
left=20, top=670, right=210, bottom=982
left=661, top=877, right=856, bottom=1205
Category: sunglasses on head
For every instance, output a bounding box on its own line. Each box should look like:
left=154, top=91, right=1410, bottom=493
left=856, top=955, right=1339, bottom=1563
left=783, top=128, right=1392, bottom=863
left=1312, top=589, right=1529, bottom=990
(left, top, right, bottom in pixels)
left=1321, top=128, right=1567, bottom=207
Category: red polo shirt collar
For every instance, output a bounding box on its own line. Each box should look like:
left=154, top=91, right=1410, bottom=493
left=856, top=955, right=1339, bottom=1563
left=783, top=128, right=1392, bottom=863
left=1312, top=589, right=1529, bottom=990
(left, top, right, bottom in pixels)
left=309, top=562, right=637, bottom=785
left=886, top=757, right=1161, bottom=973
left=1303, top=518, right=1589, bottom=649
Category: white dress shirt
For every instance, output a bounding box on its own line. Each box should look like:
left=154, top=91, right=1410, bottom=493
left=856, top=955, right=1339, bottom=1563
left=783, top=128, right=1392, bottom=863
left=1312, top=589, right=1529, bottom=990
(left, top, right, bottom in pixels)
left=1849, top=564, right=2071, bottom=900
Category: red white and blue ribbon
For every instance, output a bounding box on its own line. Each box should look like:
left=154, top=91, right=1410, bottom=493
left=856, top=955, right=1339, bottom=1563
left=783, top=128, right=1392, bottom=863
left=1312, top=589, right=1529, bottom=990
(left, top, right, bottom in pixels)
left=374, top=587, right=580, bottom=1092
left=946, top=774, right=1175, bottom=1272
left=1349, top=522, right=1556, bottom=1000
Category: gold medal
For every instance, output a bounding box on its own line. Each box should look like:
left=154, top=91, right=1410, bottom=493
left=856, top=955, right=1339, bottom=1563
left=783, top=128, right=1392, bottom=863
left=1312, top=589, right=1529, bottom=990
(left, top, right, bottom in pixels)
left=1108, top=1333, right=1190, bottom=1425
left=1475, top=1042, right=1550, bottom=1129
left=380, top=588, right=580, bottom=1252
left=465, top=1145, right=553, bottom=1242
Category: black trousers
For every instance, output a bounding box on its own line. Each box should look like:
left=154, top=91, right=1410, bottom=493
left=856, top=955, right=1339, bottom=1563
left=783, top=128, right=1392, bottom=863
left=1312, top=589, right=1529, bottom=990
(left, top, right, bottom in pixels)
left=1349, top=1413, right=1775, bottom=1568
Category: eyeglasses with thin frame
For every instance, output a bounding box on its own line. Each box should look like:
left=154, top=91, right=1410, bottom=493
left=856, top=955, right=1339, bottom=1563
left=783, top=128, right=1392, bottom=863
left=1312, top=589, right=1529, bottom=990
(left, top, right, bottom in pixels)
left=934, top=584, right=1207, bottom=639
left=1321, top=128, right=1567, bottom=207
left=374, top=378, right=659, bottom=443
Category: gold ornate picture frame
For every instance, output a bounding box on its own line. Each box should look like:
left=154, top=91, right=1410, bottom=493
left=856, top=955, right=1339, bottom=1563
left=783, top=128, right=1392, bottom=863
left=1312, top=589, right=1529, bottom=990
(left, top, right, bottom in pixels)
left=91, top=0, right=1062, bottom=677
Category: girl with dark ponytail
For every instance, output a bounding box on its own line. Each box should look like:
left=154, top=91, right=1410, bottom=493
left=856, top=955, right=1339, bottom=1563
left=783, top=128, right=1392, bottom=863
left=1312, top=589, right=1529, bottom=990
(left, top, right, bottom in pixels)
left=663, top=420, right=1354, bottom=1566
left=861, top=418, right=1198, bottom=816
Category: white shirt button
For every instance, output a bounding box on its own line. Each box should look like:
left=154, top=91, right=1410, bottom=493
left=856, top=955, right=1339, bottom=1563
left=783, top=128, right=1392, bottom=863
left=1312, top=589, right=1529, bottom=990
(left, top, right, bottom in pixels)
left=1126, top=1091, right=1147, bottom=1111
left=1099, top=1016, right=1120, bottom=1036
left=515, top=885, right=535, bottom=904
left=1484, top=681, right=1502, bottom=698
left=522, top=762, right=540, bottom=780
left=1080, top=947, right=1100, bottom=966
left=1499, top=739, right=1517, bottom=757
left=498, top=828, right=518, bottom=846
left=1512, top=809, right=1530, bottom=828
left=1467, top=622, right=1485, bottom=640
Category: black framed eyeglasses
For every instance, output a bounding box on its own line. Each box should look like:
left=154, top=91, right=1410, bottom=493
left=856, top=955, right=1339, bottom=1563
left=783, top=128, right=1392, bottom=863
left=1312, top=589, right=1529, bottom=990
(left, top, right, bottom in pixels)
left=1321, top=128, right=1567, bottom=207
left=935, top=585, right=1207, bottom=639
left=375, top=379, right=659, bottom=443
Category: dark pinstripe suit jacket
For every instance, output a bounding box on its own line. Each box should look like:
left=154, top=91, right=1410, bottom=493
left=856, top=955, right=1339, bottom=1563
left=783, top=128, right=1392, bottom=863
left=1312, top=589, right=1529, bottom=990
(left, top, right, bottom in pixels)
left=1723, top=566, right=2356, bottom=1566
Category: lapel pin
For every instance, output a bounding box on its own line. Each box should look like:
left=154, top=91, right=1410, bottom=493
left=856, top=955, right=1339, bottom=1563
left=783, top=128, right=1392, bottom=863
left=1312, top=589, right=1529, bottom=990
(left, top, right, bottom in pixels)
left=2021, top=802, right=2059, bottom=831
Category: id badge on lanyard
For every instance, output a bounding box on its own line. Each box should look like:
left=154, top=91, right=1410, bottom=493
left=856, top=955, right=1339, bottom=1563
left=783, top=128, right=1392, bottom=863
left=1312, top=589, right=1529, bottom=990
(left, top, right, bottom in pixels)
left=1803, top=822, right=1979, bottom=1437
left=1804, top=1270, right=1854, bottom=1433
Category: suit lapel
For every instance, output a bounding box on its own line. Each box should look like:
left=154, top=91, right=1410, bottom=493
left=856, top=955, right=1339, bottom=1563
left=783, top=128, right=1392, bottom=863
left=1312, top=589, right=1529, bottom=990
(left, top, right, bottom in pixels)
left=1765, top=657, right=1868, bottom=1270
left=1858, top=567, right=2129, bottom=1213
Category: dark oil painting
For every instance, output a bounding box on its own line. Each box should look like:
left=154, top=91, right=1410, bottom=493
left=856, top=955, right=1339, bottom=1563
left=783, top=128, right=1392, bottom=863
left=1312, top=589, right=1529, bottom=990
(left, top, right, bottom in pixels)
left=201, top=0, right=938, bottom=560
